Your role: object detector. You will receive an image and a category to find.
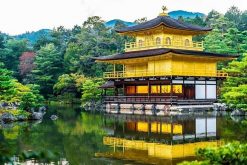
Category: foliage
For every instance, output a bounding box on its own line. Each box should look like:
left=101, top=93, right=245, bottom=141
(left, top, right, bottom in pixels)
left=31, top=43, right=63, bottom=97
left=19, top=92, right=40, bottom=112
left=14, top=29, right=52, bottom=45
left=0, top=62, right=43, bottom=111
left=53, top=73, right=86, bottom=97
left=0, top=38, right=29, bottom=78
left=0, top=62, right=16, bottom=102
left=19, top=51, right=35, bottom=81
left=221, top=53, right=247, bottom=110
left=81, top=78, right=104, bottom=103
left=197, top=142, right=247, bottom=164
left=179, top=142, right=247, bottom=165
left=0, top=109, right=29, bottom=117
left=64, top=43, right=83, bottom=73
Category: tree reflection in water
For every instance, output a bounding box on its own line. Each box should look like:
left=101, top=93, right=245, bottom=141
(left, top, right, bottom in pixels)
left=0, top=105, right=246, bottom=165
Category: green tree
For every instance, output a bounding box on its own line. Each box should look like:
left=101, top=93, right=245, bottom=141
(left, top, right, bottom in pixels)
left=32, top=44, right=63, bottom=97
left=221, top=53, right=247, bottom=110
left=225, top=6, right=242, bottom=27
left=53, top=73, right=86, bottom=97
left=81, top=78, right=104, bottom=103
left=0, top=39, right=28, bottom=78
left=0, top=63, right=16, bottom=102
left=204, top=29, right=229, bottom=54
left=205, top=10, right=221, bottom=25
left=64, top=43, right=83, bottom=73
left=239, top=11, right=247, bottom=31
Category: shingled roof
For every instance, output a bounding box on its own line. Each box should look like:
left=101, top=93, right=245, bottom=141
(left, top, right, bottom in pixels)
left=116, top=16, right=212, bottom=33
left=93, top=48, right=238, bottom=61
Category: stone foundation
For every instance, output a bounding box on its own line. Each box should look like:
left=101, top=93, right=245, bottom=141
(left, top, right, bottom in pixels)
left=105, top=103, right=216, bottom=116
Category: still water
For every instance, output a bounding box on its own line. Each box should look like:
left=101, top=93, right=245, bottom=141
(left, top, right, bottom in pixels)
left=0, top=105, right=247, bottom=165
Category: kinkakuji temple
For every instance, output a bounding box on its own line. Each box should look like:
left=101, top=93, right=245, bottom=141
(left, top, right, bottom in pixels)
left=94, top=7, right=237, bottom=113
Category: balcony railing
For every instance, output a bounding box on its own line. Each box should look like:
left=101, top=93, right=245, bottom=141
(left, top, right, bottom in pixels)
left=125, top=40, right=203, bottom=52
left=103, top=96, right=178, bottom=104
left=103, top=70, right=228, bottom=79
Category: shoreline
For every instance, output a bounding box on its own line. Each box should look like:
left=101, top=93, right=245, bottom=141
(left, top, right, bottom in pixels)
left=0, top=109, right=45, bottom=123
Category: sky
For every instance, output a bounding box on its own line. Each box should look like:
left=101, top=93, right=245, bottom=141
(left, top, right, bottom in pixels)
left=0, top=0, right=246, bottom=35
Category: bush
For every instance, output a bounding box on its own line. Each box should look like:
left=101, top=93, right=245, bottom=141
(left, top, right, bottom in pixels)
left=179, top=142, right=247, bottom=165
left=53, top=73, right=86, bottom=98
left=81, top=78, right=104, bottom=103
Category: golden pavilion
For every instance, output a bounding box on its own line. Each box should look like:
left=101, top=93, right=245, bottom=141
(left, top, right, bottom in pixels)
left=94, top=7, right=237, bottom=111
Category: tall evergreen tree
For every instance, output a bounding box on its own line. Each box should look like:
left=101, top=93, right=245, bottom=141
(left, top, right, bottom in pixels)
left=221, top=53, right=247, bottom=110
left=32, top=44, right=63, bottom=97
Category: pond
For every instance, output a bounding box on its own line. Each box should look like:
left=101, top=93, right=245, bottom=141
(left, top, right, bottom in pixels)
left=0, top=105, right=247, bottom=165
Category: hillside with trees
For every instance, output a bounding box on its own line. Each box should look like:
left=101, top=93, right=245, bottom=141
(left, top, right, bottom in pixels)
left=0, top=6, right=246, bottom=110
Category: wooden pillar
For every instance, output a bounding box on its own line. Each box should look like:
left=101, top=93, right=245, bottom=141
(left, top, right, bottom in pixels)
left=148, top=122, right=151, bottom=137
left=171, top=121, right=174, bottom=143
left=123, top=122, right=125, bottom=134
left=113, top=64, right=116, bottom=77
left=160, top=120, right=162, bottom=135
left=123, top=64, right=125, bottom=77
left=148, top=80, right=150, bottom=98
left=182, top=121, right=185, bottom=142
left=123, top=83, right=125, bottom=95
left=183, top=77, right=185, bottom=100
left=114, top=87, right=118, bottom=96
left=170, top=76, right=173, bottom=105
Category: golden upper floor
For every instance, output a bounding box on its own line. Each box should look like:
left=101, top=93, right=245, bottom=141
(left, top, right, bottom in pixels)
left=125, top=34, right=203, bottom=52
left=116, top=8, right=211, bottom=52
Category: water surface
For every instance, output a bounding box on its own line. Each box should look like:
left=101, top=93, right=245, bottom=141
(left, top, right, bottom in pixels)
left=0, top=105, right=246, bottom=165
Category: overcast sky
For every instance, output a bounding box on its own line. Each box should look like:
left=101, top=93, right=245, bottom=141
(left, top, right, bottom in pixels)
left=0, top=0, right=246, bottom=35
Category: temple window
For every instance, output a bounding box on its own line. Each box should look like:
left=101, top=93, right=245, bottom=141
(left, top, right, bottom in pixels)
left=156, top=37, right=161, bottom=45
left=138, top=40, right=143, bottom=47
left=126, top=86, right=135, bottom=94
left=136, top=86, right=149, bottom=94
left=185, top=39, right=190, bottom=46
left=172, top=85, right=183, bottom=94
left=151, top=85, right=160, bottom=94
left=165, top=37, right=171, bottom=45
left=161, top=85, right=171, bottom=93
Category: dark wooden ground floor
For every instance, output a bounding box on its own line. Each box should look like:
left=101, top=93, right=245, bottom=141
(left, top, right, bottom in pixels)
left=101, top=77, right=219, bottom=105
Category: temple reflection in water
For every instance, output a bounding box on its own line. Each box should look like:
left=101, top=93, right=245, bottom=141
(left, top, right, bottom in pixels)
left=96, top=113, right=223, bottom=164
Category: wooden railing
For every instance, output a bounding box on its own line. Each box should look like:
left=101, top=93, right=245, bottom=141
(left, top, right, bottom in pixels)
left=103, top=96, right=178, bottom=104
left=125, top=40, right=204, bottom=52
left=103, top=70, right=228, bottom=79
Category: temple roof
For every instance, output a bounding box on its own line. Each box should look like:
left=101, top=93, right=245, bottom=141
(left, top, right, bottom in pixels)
left=99, top=81, right=115, bottom=89
left=116, top=16, right=212, bottom=33
left=93, top=48, right=238, bottom=61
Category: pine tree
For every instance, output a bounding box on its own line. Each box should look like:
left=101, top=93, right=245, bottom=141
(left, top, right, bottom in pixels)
left=32, top=44, right=63, bottom=97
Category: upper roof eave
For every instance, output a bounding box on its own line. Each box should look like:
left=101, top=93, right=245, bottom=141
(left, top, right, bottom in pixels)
left=116, top=16, right=212, bottom=34
left=92, top=48, right=239, bottom=62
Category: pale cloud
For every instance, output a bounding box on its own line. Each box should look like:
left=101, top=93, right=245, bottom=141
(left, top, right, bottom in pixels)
left=0, top=0, right=245, bottom=35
